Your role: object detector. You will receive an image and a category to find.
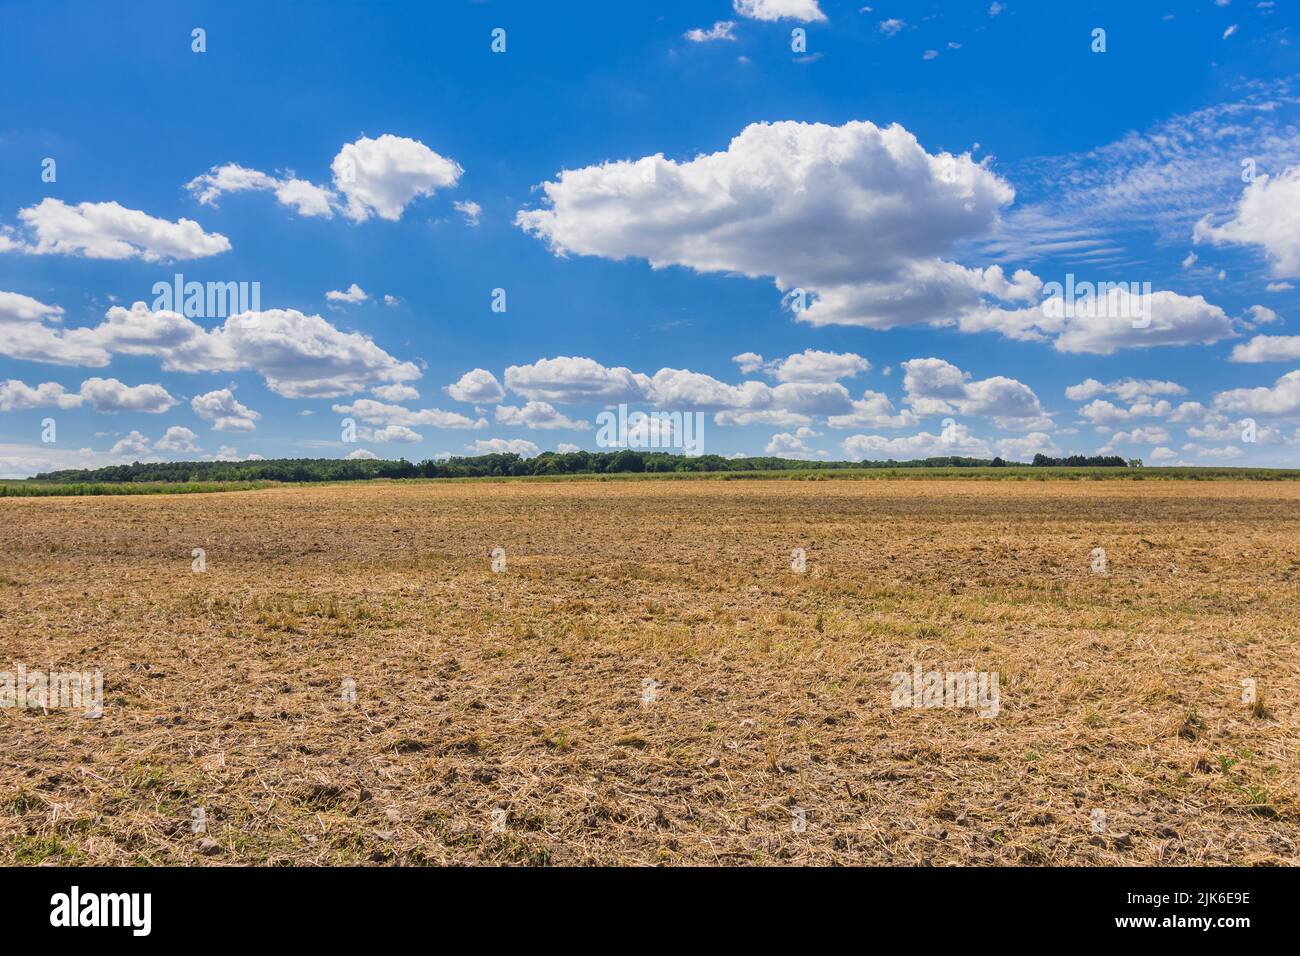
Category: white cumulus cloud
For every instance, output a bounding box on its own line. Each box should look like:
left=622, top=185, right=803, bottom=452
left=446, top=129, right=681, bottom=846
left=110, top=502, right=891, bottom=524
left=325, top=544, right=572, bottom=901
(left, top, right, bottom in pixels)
left=326, top=283, right=368, bottom=304
left=733, top=0, right=826, bottom=22
left=185, top=163, right=334, bottom=218
left=0, top=379, right=82, bottom=412
left=1194, top=167, right=1300, bottom=277
left=516, top=120, right=1031, bottom=331
left=191, top=388, right=260, bottom=432
left=333, top=134, right=463, bottom=222
left=494, top=402, right=588, bottom=430
left=79, top=377, right=177, bottom=414
left=188, top=134, right=462, bottom=224
left=7, top=199, right=230, bottom=261
left=446, top=368, right=506, bottom=404
left=1213, top=369, right=1300, bottom=416
left=1230, top=335, right=1300, bottom=363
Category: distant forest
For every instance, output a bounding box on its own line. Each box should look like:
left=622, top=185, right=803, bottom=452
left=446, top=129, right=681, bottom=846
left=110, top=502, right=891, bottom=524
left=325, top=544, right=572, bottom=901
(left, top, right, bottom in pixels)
left=31, top=451, right=1133, bottom=483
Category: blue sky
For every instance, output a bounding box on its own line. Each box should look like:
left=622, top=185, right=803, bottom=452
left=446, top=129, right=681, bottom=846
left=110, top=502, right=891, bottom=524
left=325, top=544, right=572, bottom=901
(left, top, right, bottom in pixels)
left=2, top=0, right=1299, bottom=475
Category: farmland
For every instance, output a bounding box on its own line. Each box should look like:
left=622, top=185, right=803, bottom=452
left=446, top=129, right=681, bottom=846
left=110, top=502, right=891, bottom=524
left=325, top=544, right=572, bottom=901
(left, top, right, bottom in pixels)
left=0, top=479, right=1296, bottom=865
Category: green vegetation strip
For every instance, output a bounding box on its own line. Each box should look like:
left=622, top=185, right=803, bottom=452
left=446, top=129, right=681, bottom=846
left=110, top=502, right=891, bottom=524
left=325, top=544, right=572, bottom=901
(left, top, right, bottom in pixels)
left=0, top=481, right=275, bottom=497
left=4, top=461, right=1300, bottom=496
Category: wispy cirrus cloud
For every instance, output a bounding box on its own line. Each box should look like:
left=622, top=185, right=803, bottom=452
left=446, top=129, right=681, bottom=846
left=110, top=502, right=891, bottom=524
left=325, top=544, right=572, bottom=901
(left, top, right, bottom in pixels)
left=984, top=83, right=1300, bottom=265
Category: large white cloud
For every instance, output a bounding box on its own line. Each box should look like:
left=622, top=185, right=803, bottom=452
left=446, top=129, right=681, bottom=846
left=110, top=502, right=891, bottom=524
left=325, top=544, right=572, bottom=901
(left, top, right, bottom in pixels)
left=516, top=120, right=1029, bottom=329
left=0, top=297, right=420, bottom=398
left=0, top=290, right=67, bottom=325
left=504, top=356, right=651, bottom=404
left=87, top=301, right=233, bottom=371
left=901, top=357, right=969, bottom=403
left=1229, top=335, right=1300, bottom=363
left=960, top=288, right=1236, bottom=354
left=94, top=303, right=419, bottom=398
left=1194, top=167, right=1300, bottom=277
left=1213, top=369, right=1300, bottom=417
left=211, top=308, right=422, bottom=398
left=333, top=134, right=463, bottom=222
left=901, top=358, right=1048, bottom=424
left=446, top=368, right=506, bottom=404
left=514, top=118, right=1248, bottom=353
left=78, top=377, right=177, bottom=414
left=0, top=376, right=184, bottom=416
left=962, top=376, right=1048, bottom=422
left=7, top=200, right=230, bottom=261
left=0, top=379, right=82, bottom=412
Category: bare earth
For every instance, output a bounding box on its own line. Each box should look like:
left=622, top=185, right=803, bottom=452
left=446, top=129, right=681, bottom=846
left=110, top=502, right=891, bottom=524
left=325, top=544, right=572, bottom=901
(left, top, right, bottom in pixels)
left=1, top=479, right=1296, bottom=865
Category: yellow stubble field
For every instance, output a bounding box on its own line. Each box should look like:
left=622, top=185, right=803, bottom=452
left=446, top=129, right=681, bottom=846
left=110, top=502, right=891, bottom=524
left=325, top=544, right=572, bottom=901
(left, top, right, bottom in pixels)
left=0, top=478, right=1296, bottom=865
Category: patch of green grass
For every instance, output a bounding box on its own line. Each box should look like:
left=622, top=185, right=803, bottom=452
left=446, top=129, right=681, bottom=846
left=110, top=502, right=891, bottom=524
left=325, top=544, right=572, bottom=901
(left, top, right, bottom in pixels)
left=5, top=834, right=85, bottom=864
left=0, top=480, right=273, bottom=497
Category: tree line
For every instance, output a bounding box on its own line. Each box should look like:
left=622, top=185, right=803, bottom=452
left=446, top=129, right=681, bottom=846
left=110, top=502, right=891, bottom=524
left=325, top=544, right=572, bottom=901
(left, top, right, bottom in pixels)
left=30, top=451, right=1132, bottom=483
left=1030, top=454, right=1130, bottom=468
